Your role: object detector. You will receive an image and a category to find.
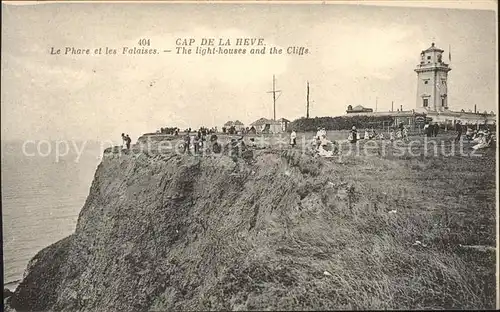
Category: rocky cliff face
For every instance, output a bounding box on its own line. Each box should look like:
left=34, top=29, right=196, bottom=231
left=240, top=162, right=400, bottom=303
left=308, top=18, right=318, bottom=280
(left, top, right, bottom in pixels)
left=8, top=146, right=495, bottom=311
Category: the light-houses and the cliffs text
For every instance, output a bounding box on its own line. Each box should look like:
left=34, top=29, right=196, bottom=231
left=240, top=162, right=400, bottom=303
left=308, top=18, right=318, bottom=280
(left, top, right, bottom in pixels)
left=175, top=37, right=309, bottom=55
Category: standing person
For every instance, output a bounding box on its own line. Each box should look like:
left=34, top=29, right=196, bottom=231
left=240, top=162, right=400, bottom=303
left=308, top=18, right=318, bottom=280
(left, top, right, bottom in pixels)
left=454, top=120, right=462, bottom=142
left=389, top=128, right=395, bottom=142
left=402, top=126, right=409, bottom=142
left=350, top=126, right=357, bottom=143
left=193, top=135, right=200, bottom=154
left=433, top=123, right=439, bottom=137
left=197, top=130, right=203, bottom=148
left=125, top=134, right=131, bottom=150
left=290, top=130, right=297, bottom=147
left=396, top=123, right=403, bottom=139
left=121, top=133, right=126, bottom=147
left=423, top=123, right=431, bottom=137
left=314, top=127, right=322, bottom=149
left=183, top=132, right=191, bottom=154
left=201, top=133, right=207, bottom=149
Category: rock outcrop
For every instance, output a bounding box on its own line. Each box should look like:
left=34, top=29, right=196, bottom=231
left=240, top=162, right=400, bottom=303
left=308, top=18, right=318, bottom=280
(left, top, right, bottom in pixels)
left=7, top=146, right=495, bottom=311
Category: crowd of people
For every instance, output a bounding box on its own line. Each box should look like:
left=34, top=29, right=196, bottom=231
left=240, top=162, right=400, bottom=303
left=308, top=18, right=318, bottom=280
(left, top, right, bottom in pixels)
left=159, top=127, right=219, bottom=136
left=346, top=123, right=409, bottom=144
left=305, top=124, right=410, bottom=157
left=309, top=127, right=338, bottom=157
left=179, top=129, right=256, bottom=160
left=221, top=126, right=258, bottom=135
left=464, top=126, right=495, bottom=150
left=453, top=121, right=496, bottom=149
left=423, top=122, right=440, bottom=137
left=133, top=120, right=495, bottom=156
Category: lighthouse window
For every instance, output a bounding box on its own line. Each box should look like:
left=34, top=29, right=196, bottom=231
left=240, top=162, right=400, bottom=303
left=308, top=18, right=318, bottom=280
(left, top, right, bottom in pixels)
left=427, top=56, right=431, bottom=60
left=442, top=98, right=445, bottom=107
left=424, top=80, right=428, bottom=84
left=423, top=99, right=429, bottom=107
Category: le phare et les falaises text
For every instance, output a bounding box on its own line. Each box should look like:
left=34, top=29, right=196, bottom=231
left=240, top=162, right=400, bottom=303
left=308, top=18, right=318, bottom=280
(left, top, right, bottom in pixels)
left=50, top=37, right=309, bottom=56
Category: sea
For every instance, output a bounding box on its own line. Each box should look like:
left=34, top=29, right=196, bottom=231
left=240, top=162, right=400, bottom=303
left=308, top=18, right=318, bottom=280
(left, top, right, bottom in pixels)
left=2, top=140, right=108, bottom=291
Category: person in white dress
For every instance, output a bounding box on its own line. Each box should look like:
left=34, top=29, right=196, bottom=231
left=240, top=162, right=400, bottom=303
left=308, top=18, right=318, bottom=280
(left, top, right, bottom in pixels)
left=315, top=127, right=322, bottom=140
left=364, top=130, right=369, bottom=140
left=290, top=130, right=297, bottom=147
left=314, top=127, right=322, bottom=149
left=320, top=128, right=327, bottom=139
left=402, top=126, right=409, bottom=142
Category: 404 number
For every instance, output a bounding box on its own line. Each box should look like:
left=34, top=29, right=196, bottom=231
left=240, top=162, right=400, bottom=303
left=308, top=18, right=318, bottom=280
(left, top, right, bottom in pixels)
left=138, top=39, right=151, bottom=46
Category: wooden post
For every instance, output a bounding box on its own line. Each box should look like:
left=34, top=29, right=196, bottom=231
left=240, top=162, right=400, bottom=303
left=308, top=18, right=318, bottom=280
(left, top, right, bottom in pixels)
left=306, top=81, right=310, bottom=119
left=273, top=75, right=276, bottom=121
left=267, top=75, right=281, bottom=121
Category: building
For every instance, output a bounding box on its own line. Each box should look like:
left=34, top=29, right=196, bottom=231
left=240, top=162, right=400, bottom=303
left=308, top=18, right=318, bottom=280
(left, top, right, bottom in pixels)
left=250, top=118, right=282, bottom=133
left=278, top=118, right=290, bottom=131
left=345, top=42, right=496, bottom=128
left=346, top=105, right=374, bottom=113
left=233, top=120, right=245, bottom=131
left=223, top=120, right=245, bottom=131
left=415, top=43, right=496, bottom=126
left=415, top=42, right=450, bottom=112
left=345, top=106, right=417, bottom=127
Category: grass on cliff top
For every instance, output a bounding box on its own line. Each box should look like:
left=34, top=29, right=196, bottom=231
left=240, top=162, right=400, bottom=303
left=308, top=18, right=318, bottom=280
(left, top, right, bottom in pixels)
left=196, top=134, right=497, bottom=310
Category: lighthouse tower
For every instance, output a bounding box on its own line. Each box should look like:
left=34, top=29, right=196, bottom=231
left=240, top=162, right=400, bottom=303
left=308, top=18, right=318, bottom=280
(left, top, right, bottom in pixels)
left=414, top=43, right=451, bottom=112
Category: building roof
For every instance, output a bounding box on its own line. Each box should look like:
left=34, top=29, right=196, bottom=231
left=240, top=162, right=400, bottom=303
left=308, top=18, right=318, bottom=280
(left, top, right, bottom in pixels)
left=352, top=105, right=367, bottom=111
left=250, top=117, right=267, bottom=126
left=224, top=121, right=234, bottom=126
left=233, top=120, right=244, bottom=125
left=457, top=111, right=492, bottom=117
left=414, top=107, right=428, bottom=114
left=422, top=42, right=444, bottom=53
left=346, top=110, right=415, bottom=117
left=250, top=117, right=281, bottom=126
left=278, top=118, right=290, bottom=123
left=348, top=105, right=373, bottom=112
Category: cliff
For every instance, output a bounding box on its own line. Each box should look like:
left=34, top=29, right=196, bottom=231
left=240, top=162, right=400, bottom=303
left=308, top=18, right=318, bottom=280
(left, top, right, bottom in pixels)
left=7, top=143, right=496, bottom=311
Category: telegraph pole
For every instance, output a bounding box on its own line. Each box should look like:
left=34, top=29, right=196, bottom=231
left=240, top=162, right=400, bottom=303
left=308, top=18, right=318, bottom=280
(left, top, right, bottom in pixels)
left=306, top=81, right=310, bottom=119
left=267, top=75, right=281, bottom=121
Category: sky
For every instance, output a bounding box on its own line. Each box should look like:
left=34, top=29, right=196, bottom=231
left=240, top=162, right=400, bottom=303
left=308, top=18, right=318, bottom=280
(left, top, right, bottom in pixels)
left=1, top=2, right=497, bottom=141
